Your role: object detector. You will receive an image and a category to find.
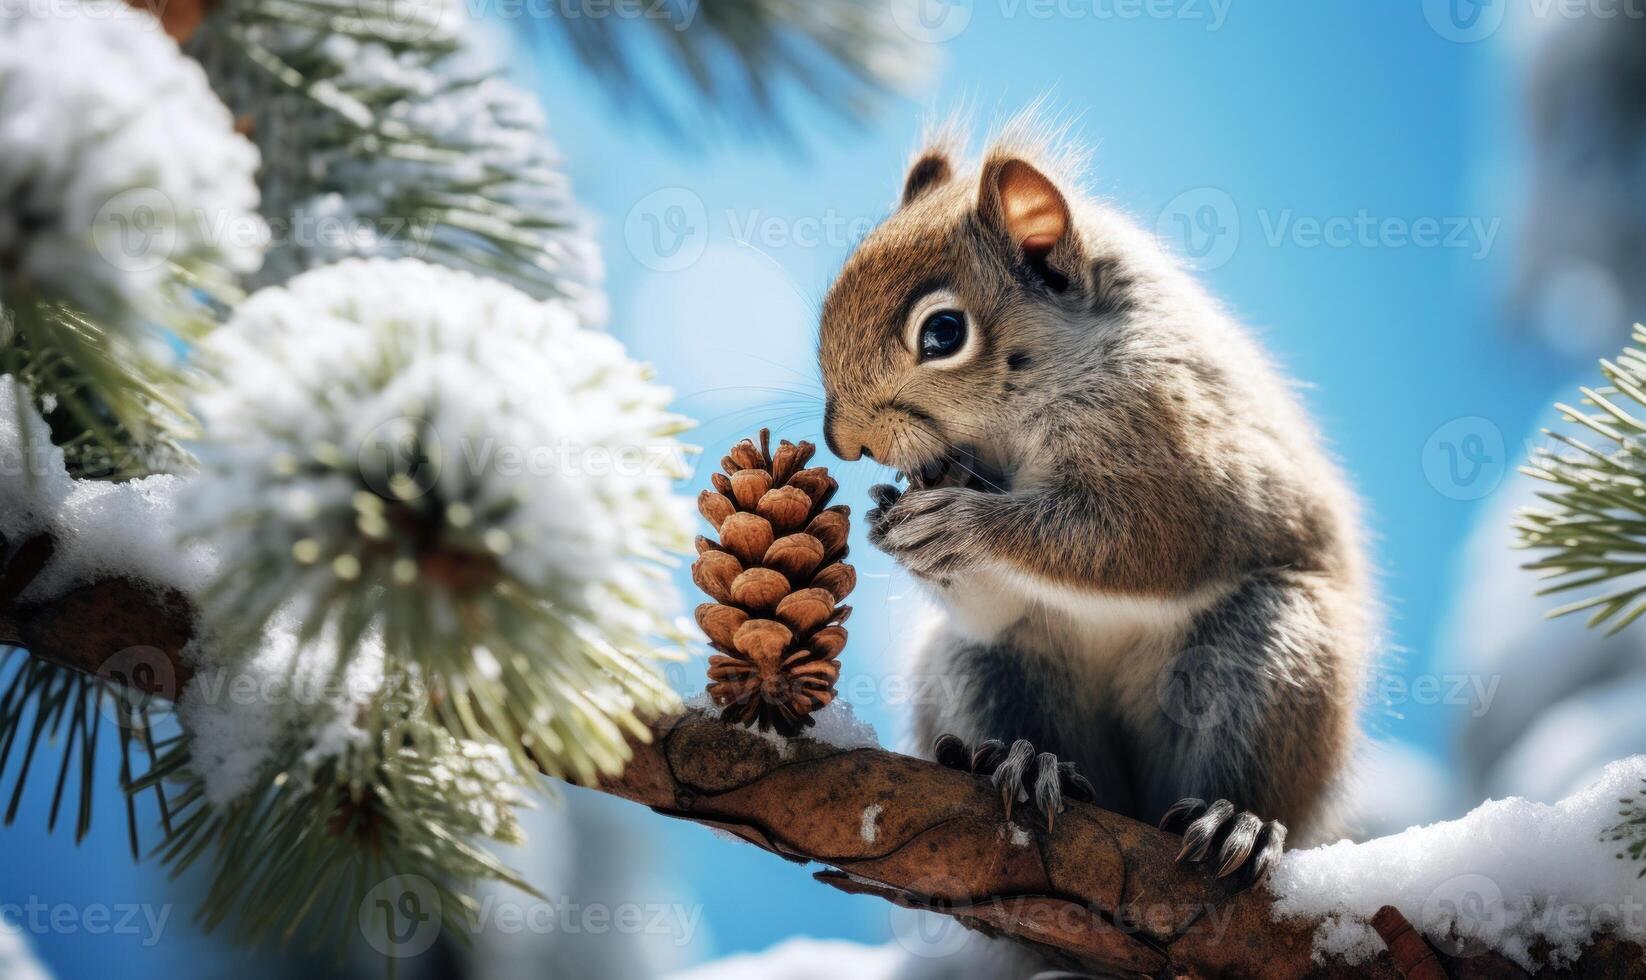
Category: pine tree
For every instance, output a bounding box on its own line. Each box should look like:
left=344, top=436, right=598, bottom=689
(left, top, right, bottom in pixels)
left=0, top=0, right=920, bottom=955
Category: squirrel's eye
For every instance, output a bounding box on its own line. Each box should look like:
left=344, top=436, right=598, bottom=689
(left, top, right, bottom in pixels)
left=919, top=310, right=967, bottom=360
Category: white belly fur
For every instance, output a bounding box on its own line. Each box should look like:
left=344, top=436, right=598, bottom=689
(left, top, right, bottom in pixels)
left=932, top=561, right=1234, bottom=731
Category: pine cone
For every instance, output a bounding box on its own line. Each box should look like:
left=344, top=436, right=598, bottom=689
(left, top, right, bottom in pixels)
left=695, top=429, right=855, bottom=735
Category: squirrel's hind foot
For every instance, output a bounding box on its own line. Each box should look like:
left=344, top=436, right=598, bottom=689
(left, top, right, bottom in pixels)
left=1160, top=798, right=1286, bottom=885
left=933, top=734, right=1096, bottom=832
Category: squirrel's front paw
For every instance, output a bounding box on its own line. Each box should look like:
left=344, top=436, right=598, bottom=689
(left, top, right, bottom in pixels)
left=867, top=485, right=982, bottom=582
left=1160, top=798, right=1287, bottom=884
left=934, top=734, right=1096, bottom=832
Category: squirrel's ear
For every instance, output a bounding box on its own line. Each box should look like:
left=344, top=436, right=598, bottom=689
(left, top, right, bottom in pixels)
left=901, top=152, right=953, bottom=207
left=980, top=158, right=1071, bottom=260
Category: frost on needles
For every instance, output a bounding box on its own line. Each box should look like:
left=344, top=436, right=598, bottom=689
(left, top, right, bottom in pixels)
left=179, top=257, right=695, bottom=786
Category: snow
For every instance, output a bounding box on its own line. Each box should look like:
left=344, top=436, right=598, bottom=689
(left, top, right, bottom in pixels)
left=176, top=614, right=384, bottom=807
left=860, top=804, right=883, bottom=844
left=805, top=700, right=881, bottom=751
left=684, top=694, right=880, bottom=758
left=182, top=257, right=692, bottom=632
left=0, top=0, right=262, bottom=324
left=0, top=375, right=72, bottom=542
left=662, top=938, right=903, bottom=980
left=0, top=375, right=213, bottom=600
left=1270, top=755, right=1646, bottom=969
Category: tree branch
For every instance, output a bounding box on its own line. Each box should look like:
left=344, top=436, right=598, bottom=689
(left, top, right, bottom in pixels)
left=4, top=556, right=1643, bottom=979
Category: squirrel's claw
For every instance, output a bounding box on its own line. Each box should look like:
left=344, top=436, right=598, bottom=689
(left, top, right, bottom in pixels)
left=1158, top=797, right=1206, bottom=833
left=1164, top=796, right=1287, bottom=885
left=933, top=733, right=970, bottom=770
left=1248, top=819, right=1288, bottom=883
left=991, top=739, right=1036, bottom=822
left=971, top=739, right=1008, bottom=775
left=868, top=483, right=902, bottom=512
left=931, top=734, right=1094, bottom=833
left=1177, top=799, right=1234, bottom=862
left=1216, top=811, right=1264, bottom=878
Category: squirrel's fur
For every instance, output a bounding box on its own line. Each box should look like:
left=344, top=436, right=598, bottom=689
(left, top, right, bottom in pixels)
left=817, top=113, right=1372, bottom=868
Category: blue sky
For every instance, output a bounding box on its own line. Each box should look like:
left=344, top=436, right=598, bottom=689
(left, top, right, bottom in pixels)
left=522, top=0, right=1586, bottom=964
left=3, top=2, right=1612, bottom=976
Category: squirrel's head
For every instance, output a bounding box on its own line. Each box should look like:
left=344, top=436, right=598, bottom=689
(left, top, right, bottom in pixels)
left=818, top=128, right=1134, bottom=492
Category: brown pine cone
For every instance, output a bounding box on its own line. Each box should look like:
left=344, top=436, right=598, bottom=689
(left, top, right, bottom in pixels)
left=694, top=429, right=855, bottom=736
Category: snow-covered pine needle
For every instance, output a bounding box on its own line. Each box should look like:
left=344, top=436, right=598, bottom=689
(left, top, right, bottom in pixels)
left=0, top=0, right=264, bottom=469
left=182, top=258, right=694, bottom=784
left=0, top=375, right=194, bottom=849
left=140, top=624, right=532, bottom=953
left=190, top=0, right=602, bottom=312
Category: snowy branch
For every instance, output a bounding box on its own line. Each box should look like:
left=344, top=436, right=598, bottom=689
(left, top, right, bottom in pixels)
left=4, top=558, right=1645, bottom=978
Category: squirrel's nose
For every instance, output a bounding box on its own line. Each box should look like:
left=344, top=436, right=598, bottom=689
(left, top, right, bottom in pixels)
left=823, top=399, right=853, bottom=459
left=824, top=399, right=878, bottom=461
left=825, top=427, right=861, bottom=461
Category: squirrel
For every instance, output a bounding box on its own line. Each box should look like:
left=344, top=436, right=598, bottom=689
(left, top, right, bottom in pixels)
left=816, top=117, right=1371, bottom=894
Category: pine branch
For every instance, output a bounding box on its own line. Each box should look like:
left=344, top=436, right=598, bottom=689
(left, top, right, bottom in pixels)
left=539, top=0, right=928, bottom=138
left=1518, top=325, right=1646, bottom=632
left=6, top=548, right=1645, bottom=977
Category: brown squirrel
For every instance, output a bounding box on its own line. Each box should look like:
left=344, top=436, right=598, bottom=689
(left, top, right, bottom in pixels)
left=817, top=118, right=1371, bottom=895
